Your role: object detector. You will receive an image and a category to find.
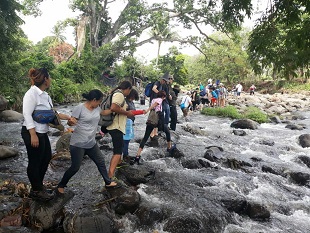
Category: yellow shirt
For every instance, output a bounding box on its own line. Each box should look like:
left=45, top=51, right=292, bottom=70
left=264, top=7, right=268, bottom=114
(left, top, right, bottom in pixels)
left=107, top=91, right=127, bottom=134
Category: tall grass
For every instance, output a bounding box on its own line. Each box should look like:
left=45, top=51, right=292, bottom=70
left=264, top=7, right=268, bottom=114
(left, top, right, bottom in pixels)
left=201, top=105, right=269, bottom=123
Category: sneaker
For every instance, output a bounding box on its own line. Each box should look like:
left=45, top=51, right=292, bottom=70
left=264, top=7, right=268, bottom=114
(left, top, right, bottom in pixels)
left=29, top=190, right=54, bottom=201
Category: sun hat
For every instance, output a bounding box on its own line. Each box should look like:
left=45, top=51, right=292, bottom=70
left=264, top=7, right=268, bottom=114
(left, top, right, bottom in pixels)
left=161, top=72, right=170, bottom=82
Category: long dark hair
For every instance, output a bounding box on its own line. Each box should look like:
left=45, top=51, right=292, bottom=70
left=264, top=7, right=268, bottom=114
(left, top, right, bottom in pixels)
left=127, top=88, right=139, bottom=101
left=110, top=80, right=132, bottom=93
left=82, top=89, right=103, bottom=101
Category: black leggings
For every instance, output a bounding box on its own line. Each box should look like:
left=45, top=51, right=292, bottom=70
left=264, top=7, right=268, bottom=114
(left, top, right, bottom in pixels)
left=21, top=126, right=52, bottom=191
left=139, top=124, right=171, bottom=149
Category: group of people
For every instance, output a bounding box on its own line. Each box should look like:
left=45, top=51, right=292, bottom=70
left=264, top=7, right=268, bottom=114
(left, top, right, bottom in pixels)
left=22, top=67, right=258, bottom=201
left=21, top=68, right=180, bottom=201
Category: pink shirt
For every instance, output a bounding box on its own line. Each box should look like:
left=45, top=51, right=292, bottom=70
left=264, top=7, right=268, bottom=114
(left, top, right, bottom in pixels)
left=151, top=98, right=163, bottom=112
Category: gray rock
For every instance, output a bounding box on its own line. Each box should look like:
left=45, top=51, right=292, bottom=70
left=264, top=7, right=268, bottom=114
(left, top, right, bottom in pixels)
left=230, top=119, right=258, bottom=130
left=0, top=110, right=23, bottom=122
left=0, top=145, right=19, bottom=159
left=298, top=134, right=310, bottom=148
left=0, top=96, right=8, bottom=111
left=55, top=133, right=72, bottom=152
left=63, top=207, right=114, bottom=233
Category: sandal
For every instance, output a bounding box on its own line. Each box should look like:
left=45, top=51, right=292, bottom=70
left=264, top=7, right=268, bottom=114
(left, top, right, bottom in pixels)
left=167, top=144, right=176, bottom=152
left=105, top=181, right=121, bottom=189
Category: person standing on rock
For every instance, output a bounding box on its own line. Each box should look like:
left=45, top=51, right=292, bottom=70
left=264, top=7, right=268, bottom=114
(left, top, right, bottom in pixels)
left=21, top=68, right=76, bottom=201
left=56, top=89, right=120, bottom=195
left=106, top=81, right=135, bottom=179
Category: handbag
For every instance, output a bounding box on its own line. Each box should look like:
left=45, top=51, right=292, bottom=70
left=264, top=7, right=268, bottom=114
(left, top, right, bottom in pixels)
left=32, top=101, right=64, bottom=131
left=146, top=109, right=159, bottom=126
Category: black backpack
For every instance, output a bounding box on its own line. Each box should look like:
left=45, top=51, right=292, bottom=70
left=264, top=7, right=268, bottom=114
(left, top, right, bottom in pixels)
left=99, top=90, right=125, bottom=127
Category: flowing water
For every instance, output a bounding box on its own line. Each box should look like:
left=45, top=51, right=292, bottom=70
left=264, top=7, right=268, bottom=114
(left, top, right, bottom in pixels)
left=1, top=102, right=310, bottom=233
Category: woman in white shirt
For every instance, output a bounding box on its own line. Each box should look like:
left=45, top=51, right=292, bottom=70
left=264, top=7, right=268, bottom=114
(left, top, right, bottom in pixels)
left=21, top=68, right=75, bottom=201
left=180, top=91, right=192, bottom=117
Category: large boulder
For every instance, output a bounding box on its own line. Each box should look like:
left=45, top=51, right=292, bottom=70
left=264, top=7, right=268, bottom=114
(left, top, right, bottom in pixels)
left=63, top=207, right=115, bottom=233
left=299, top=134, right=310, bottom=148
left=0, top=96, right=8, bottom=111
left=230, top=119, right=258, bottom=130
left=0, top=110, right=23, bottom=122
left=0, top=145, right=19, bottom=159
left=55, top=133, right=72, bottom=152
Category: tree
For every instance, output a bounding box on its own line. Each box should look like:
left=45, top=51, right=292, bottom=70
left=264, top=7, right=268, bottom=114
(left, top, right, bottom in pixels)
left=248, top=0, right=310, bottom=80
left=0, top=0, right=29, bottom=105
left=186, top=31, right=252, bottom=85
left=22, top=0, right=253, bottom=60
left=157, top=46, right=188, bottom=85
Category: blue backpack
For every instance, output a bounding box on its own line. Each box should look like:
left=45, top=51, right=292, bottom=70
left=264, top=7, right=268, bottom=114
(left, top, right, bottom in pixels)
left=144, top=82, right=154, bottom=97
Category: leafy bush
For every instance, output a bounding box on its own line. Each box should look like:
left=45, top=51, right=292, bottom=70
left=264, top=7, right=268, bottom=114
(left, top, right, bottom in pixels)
left=244, top=106, right=269, bottom=123
left=201, top=105, right=241, bottom=119
left=201, top=105, right=269, bottom=123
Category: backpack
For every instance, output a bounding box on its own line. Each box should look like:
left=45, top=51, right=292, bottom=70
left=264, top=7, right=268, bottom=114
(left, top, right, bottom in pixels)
left=194, top=92, right=200, bottom=102
left=98, top=90, right=125, bottom=127
left=144, top=82, right=154, bottom=97
left=199, top=88, right=206, bottom=97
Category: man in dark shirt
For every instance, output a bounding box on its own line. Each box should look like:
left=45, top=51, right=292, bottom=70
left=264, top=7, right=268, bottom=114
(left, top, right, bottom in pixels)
left=168, top=77, right=179, bottom=131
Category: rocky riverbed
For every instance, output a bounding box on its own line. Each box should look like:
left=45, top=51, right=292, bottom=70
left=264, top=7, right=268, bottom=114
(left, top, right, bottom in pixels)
left=1, top=91, right=310, bottom=233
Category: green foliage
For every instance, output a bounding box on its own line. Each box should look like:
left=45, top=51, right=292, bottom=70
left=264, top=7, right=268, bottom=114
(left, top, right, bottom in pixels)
left=186, top=31, right=253, bottom=86
left=243, top=107, right=269, bottom=124
left=201, top=105, right=241, bottom=119
left=248, top=1, right=310, bottom=80
left=157, top=46, right=189, bottom=85
left=201, top=105, right=269, bottom=123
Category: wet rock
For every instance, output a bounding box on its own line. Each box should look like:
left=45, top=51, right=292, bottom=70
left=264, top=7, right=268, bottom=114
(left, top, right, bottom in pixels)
left=29, top=190, right=74, bottom=230
left=233, top=129, right=247, bottom=136
left=55, top=133, right=72, bottom=152
left=116, top=165, right=156, bottom=186
left=163, top=213, right=206, bottom=233
left=0, top=226, right=39, bottom=233
left=0, top=215, right=22, bottom=227
left=63, top=207, right=115, bottom=233
left=0, top=145, right=19, bottom=159
left=0, top=96, right=8, bottom=111
left=285, top=123, right=305, bottom=130
left=298, top=155, right=310, bottom=168
left=289, top=171, right=310, bottom=186
left=135, top=202, right=165, bottom=226
left=198, top=158, right=218, bottom=169
left=298, top=134, right=310, bottom=148
left=169, top=147, right=184, bottom=158
left=105, top=185, right=140, bottom=215
left=0, top=110, right=23, bottom=122
left=245, top=202, right=270, bottom=220
left=203, top=146, right=224, bottom=161
left=0, top=196, right=23, bottom=221
left=181, top=124, right=208, bottom=136
left=181, top=159, right=203, bottom=169
left=230, top=119, right=258, bottom=130
left=270, top=116, right=282, bottom=124
left=261, top=165, right=281, bottom=176
left=259, top=140, right=275, bottom=146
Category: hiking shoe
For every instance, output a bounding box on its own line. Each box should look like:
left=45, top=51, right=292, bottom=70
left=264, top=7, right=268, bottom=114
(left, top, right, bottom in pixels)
left=29, top=190, right=54, bottom=201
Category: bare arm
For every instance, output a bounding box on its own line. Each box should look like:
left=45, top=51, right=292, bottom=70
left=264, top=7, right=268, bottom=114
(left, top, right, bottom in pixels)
left=110, top=103, right=134, bottom=118
left=144, top=102, right=159, bottom=114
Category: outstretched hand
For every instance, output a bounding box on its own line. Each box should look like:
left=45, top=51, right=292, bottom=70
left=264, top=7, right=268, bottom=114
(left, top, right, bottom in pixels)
left=67, top=117, right=77, bottom=126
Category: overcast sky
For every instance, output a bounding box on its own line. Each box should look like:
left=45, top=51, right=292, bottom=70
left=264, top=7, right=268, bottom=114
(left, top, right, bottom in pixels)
left=21, top=0, right=268, bottom=63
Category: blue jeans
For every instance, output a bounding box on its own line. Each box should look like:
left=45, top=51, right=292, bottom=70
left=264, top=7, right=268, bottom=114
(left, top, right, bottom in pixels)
left=58, top=144, right=111, bottom=187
